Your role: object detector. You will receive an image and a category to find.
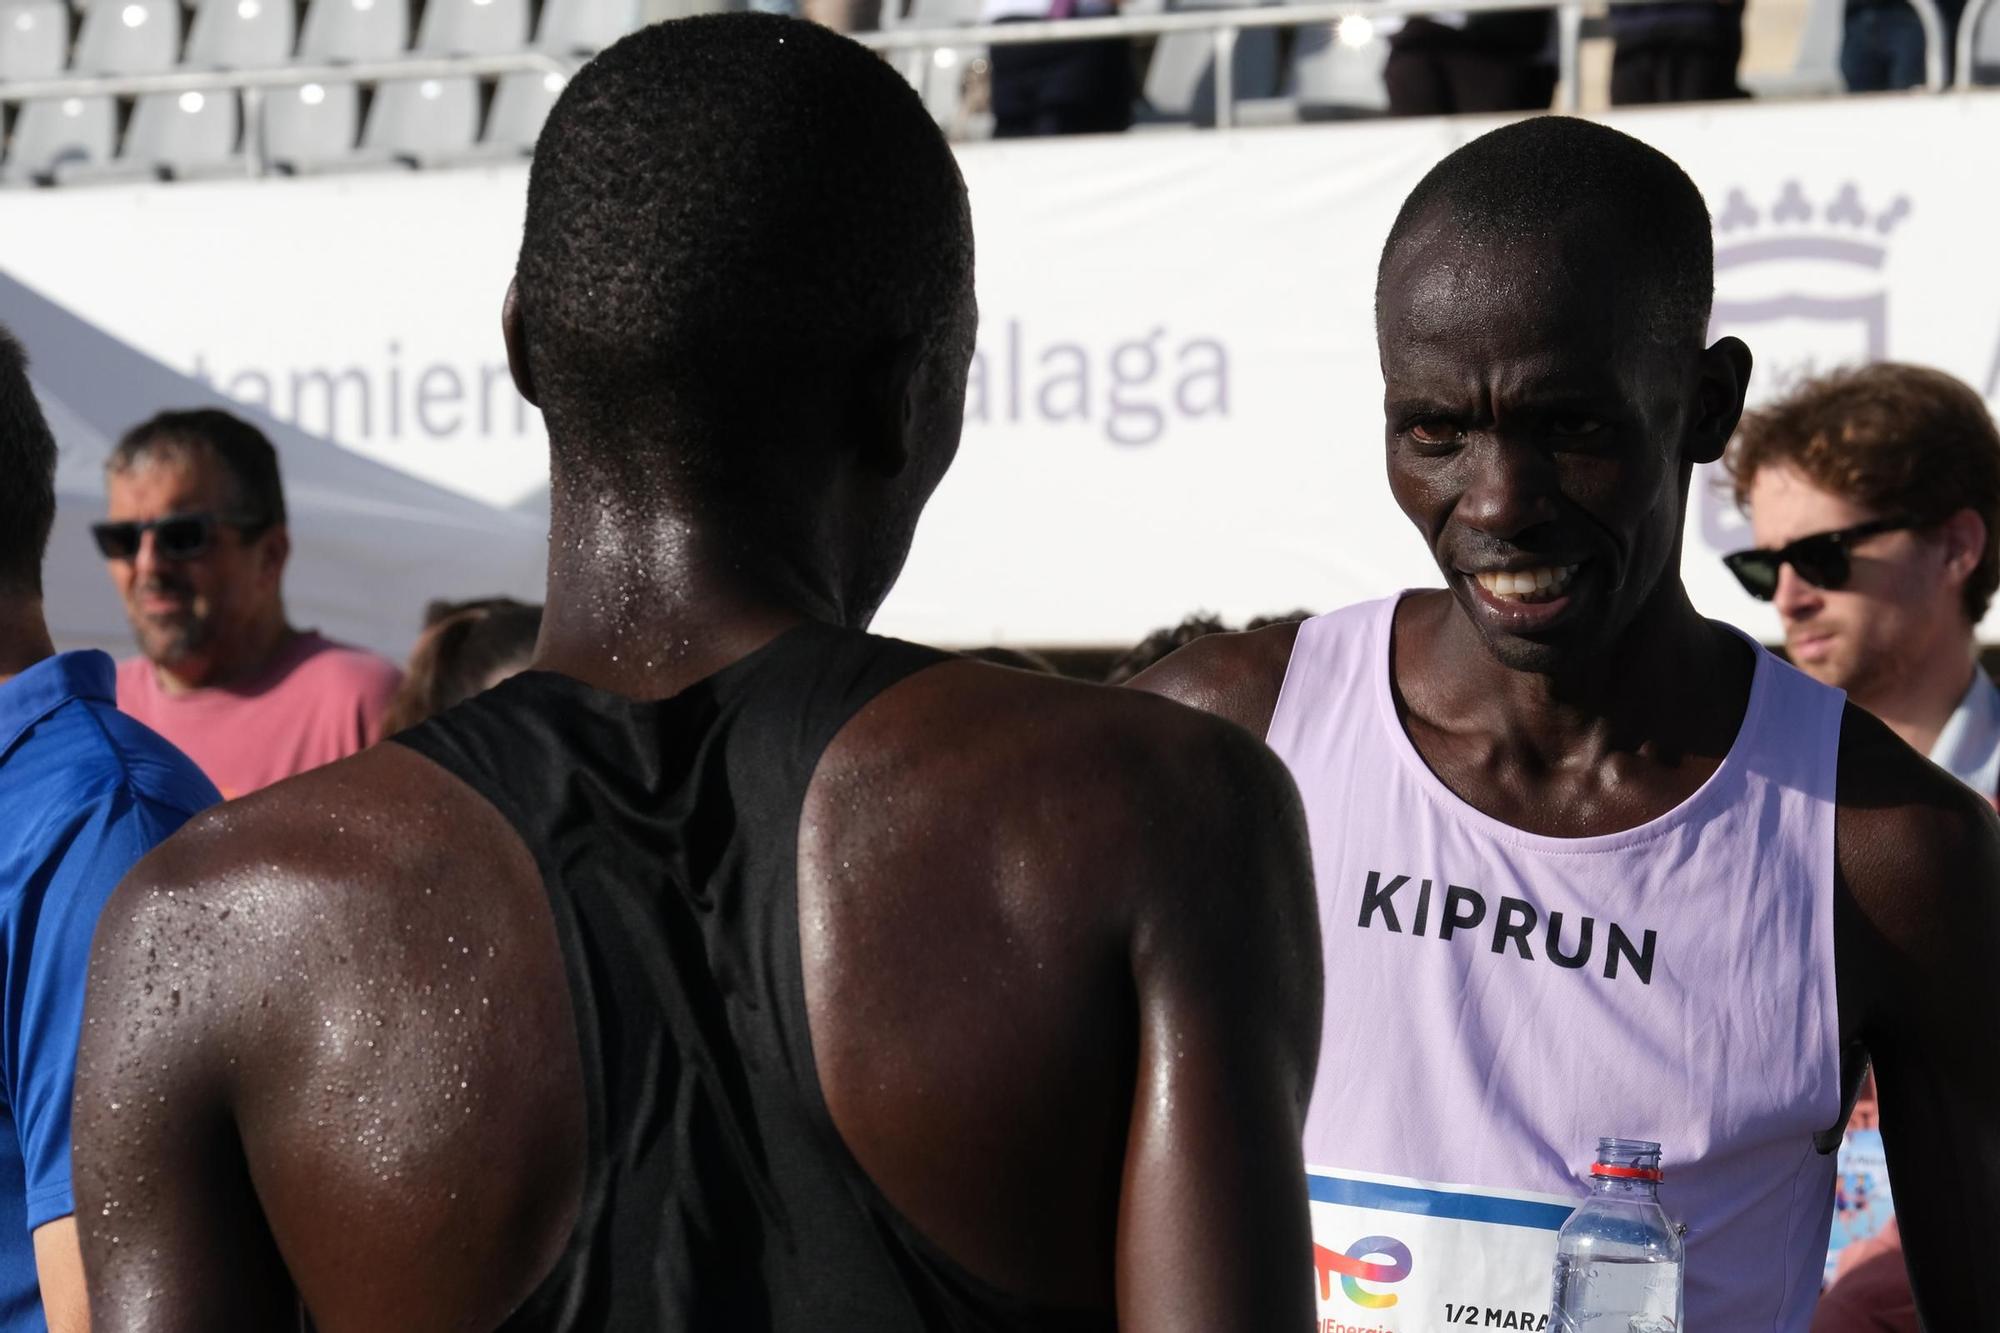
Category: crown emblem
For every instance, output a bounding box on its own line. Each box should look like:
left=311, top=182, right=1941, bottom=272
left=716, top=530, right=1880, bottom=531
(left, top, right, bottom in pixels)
left=1714, top=181, right=1911, bottom=273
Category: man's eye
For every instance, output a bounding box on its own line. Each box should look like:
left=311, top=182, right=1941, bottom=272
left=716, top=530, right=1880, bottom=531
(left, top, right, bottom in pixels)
left=1550, top=414, right=1603, bottom=437
left=1408, top=419, right=1461, bottom=446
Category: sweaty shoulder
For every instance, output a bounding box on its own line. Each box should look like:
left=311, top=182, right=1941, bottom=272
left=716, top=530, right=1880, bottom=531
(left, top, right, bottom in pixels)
left=797, top=656, right=1318, bottom=1306
left=1123, top=622, right=1303, bottom=737
left=78, top=740, right=581, bottom=1332
left=835, top=656, right=1302, bottom=848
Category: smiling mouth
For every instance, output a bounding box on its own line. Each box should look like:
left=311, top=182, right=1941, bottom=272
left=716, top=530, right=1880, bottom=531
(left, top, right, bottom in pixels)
left=1470, top=564, right=1579, bottom=605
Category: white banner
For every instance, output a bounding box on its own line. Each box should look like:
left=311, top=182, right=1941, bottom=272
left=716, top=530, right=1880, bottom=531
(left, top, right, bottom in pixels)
left=5, top=93, right=1999, bottom=647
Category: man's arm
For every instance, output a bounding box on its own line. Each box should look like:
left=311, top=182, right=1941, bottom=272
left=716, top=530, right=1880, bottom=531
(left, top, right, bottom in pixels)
left=1115, top=719, right=1323, bottom=1330
left=34, top=1218, right=87, bottom=1333
left=1124, top=623, right=1301, bottom=737
left=73, top=838, right=312, bottom=1332
left=1837, top=704, right=2000, bottom=1328
left=13, top=789, right=216, bottom=1333
left=75, top=749, right=584, bottom=1333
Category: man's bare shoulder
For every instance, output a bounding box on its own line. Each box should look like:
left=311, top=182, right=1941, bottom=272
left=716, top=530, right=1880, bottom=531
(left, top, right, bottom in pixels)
left=80, top=741, right=584, bottom=1332
left=859, top=656, right=1299, bottom=810
left=1123, top=622, right=1304, bottom=736
left=815, top=657, right=1309, bottom=910
left=1836, top=700, right=2000, bottom=951
left=105, top=741, right=517, bottom=940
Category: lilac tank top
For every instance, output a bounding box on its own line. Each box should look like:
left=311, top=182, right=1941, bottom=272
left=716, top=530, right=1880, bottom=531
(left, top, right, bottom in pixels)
left=1270, top=596, right=1844, bottom=1332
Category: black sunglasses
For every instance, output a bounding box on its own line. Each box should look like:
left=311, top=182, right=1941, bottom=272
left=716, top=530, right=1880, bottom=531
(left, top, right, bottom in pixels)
left=90, top=512, right=267, bottom=562
left=1722, top=515, right=1923, bottom=601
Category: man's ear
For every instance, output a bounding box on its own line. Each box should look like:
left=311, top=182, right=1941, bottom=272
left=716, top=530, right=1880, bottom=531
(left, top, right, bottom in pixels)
left=852, top=334, right=926, bottom=479
left=1687, top=335, right=1753, bottom=467
left=502, top=280, right=539, bottom=408
left=1942, top=508, right=1987, bottom=588
left=260, top=524, right=291, bottom=584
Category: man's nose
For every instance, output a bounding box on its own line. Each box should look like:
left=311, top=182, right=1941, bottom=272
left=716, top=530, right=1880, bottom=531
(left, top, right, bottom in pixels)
left=1454, top=436, right=1561, bottom=541
left=130, top=528, right=166, bottom=580
left=1771, top=562, right=1822, bottom=619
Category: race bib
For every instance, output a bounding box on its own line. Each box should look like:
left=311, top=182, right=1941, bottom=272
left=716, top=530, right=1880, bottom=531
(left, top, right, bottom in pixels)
left=1308, top=1166, right=1577, bottom=1333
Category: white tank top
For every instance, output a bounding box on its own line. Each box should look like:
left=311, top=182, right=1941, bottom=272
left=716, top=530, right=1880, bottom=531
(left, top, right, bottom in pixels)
left=1268, top=595, right=1845, bottom=1332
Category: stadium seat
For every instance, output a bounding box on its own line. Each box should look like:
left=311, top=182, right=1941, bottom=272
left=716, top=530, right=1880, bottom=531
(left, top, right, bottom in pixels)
left=481, top=69, right=563, bottom=151
left=361, top=76, right=480, bottom=163
left=298, top=0, right=409, bottom=61
left=184, top=0, right=297, bottom=68
left=1286, top=16, right=1389, bottom=115
left=0, top=0, right=70, bottom=81
left=534, top=0, right=639, bottom=51
left=121, top=89, right=242, bottom=176
left=264, top=79, right=361, bottom=170
left=430, top=68, right=563, bottom=163
left=1741, top=0, right=1843, bottom=96
left=1140, top=19, right=1280, bottom=124
left=1, top=97, right=117, bottom=185
left=71, top=0, right=181, bottom=74
left=1976, top=1, right=2000, bottom=83
left=414, top=0, right=529, bottom=55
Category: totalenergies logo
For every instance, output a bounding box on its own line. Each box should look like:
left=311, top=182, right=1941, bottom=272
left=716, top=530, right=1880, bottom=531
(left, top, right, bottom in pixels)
left=1314, top=1235, right=1413, bottom=1309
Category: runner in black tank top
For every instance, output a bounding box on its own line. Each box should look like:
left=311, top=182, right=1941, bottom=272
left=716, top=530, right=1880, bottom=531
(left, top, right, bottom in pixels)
left=396, top=624, right=1106, bottom=1330
left=71, top=17, right=1324, bottom=1331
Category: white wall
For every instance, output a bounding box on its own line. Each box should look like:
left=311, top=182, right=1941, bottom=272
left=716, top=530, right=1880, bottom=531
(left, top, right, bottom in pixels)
left=5, top=92, right=1998, bottom=646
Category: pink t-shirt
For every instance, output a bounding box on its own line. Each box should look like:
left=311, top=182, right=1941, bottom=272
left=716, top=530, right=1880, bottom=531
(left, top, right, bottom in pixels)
left=117, top=632, right=402, bottom=799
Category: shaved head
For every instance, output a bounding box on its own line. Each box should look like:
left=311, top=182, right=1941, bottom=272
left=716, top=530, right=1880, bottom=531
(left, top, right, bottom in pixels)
left=1378, top=116, right=1715, bottom=351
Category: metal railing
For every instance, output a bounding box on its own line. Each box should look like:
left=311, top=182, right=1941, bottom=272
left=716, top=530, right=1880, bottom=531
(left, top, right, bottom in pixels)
left=1959, top=0, right=1994, bottom=89
left=851, top=0, right=1957, bottom=124
left=0, top=51, right=575, bottom=177
left=0, top=0, right=1976, bottom=171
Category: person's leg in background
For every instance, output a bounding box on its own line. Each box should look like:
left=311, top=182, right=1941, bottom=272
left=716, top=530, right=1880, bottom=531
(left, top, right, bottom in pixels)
left=1384, top=23, right=1462, bottom=114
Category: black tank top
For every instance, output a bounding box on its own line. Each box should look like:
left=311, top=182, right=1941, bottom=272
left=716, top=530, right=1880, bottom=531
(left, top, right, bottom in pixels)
left=394, top=622, right=1115, bottom=1333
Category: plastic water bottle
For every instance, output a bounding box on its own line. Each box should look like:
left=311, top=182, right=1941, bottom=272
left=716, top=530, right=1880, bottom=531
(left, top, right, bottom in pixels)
left=1548, top=1137, right=1684, bottom=1333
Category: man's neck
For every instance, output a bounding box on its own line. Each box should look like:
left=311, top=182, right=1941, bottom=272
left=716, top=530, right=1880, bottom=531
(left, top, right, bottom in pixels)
left=1409, top=581, right=1749, bottom=773
left=533, top=497, right=861, bottom=701
left=1853, top=631, right=1979, bottom=759
left=0, top=600, right=56, bottom=687
left=154, top=612, right=295, bottom=694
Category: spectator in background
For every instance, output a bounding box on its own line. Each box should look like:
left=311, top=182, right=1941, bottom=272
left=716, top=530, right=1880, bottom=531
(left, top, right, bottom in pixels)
left=1608, top=0, right=1746, bottom=103
left=1725, top=363, right=2000, bottom=1333
left=1382, top=11, right=1556, bottom=117
left=960, top=644, right=1060, bottom=672
left=382, top=598, right=543, bottom=734
left=983, top=0, right=1134, bottom=136
left=1843, top=0, right=1962, bottom=89
left=94, top=409, right=402, bottom=798
left=1724, top=364, right=2000, bottom=795
left=0, top=326, right=219, bottom=1333
left=1104, top=611, right=1229, bottom=683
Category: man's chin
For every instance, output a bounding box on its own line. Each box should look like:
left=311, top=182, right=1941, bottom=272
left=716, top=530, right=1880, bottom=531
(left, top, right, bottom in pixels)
left=134, top=619, right=204, bottom=669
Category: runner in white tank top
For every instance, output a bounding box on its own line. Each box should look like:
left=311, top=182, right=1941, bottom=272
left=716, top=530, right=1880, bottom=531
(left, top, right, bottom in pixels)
left=1134, top=117, right=2000, bottom=1331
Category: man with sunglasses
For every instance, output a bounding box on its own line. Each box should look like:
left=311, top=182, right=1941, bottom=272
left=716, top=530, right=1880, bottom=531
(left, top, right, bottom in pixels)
left=1134, top=117, right=2000, bottom=1328
left=96, top=409, right=401, bottom=798
left=1723, top=363, right=2000, bottom=1333
left=0, top=326, right=219, bottom=1333
left=1725, top=363, right=2000, bottom=802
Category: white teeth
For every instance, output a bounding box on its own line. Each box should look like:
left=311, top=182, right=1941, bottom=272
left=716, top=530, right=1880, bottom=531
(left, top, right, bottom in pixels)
left=1474, top=565, right=1578, bottom=603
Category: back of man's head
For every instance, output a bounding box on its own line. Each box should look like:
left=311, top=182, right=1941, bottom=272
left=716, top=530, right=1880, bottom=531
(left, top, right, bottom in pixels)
left=1378, top=116, right=1714, bottom=351
left=0, top=326, right=57, bottom=601
left=515, top=14, right=975, bottom=506
left=108, top=409, right=287, bottom=532
left=1728, top=363, right=2000, bottom=622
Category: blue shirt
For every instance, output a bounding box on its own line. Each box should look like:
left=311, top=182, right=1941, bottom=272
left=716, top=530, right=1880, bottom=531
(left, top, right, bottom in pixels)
left=0, top=651, right=218, bottom=1332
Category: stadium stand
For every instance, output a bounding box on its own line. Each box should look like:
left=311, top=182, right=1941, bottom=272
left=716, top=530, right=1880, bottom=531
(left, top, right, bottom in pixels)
left=0, top=0, right=1994, bottom=183
left=1284, top=16, right=1391, bottom=115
